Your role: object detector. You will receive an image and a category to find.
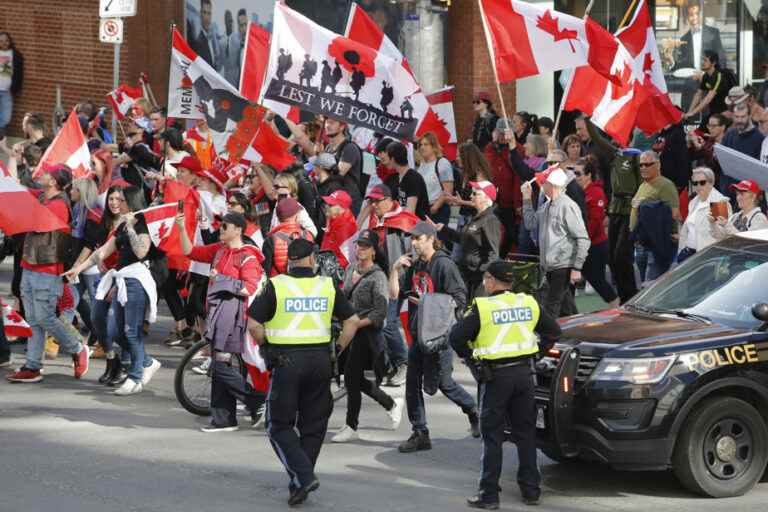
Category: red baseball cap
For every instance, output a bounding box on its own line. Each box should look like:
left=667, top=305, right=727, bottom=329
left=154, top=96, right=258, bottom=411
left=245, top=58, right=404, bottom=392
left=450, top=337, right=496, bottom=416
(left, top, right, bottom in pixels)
left=322, top=190, right=352, bottom=209
left=469, top=181, right=497, bottom=201
left=171, top=155, right=204, bottom=177
left=366, top=184, right=392, bottom=201
left=473, top=91, right=491, bottom=102
left=730, top=179, right=760, bottom=194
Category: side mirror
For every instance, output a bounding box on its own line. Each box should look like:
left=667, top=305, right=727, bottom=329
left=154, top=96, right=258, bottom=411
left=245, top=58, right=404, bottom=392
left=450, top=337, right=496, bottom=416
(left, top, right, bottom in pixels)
left=751, top=303, right=768, bottom=330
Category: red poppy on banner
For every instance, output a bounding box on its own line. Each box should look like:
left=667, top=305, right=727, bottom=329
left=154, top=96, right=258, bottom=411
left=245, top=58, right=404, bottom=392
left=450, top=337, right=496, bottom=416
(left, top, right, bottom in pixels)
left=327, top=37, right=377, bottom=77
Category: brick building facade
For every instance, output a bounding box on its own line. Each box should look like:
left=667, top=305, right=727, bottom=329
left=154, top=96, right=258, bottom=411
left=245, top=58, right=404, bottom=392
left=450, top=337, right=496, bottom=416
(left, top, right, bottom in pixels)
left=0, top=0, right=513, bottom=144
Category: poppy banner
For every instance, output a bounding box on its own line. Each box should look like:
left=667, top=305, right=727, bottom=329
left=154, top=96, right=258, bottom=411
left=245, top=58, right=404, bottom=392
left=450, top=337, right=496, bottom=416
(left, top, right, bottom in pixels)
left=261, top=3, right=421, bottom=140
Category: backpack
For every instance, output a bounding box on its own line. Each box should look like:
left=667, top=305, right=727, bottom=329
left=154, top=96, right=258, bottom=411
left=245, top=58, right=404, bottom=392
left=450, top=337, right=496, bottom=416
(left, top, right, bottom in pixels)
left=720, top=67, right=738, bottom=94
left=435, top=157, right=463, bottom=192
left=316, top=250, right=344, bottom=288
left=335, top=139, right=367, bottom=196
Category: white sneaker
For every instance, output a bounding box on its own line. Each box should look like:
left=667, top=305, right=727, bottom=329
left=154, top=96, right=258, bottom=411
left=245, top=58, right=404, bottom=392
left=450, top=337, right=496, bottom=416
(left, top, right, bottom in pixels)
left=140, top=358, right=161, bottom=386
left=191, top=357, right=211, bottom=375
left=331, top=425, right=359, bottom=443
left=114, top=378, right=143, bottom=396
left=388, top=397, right=404, bottom=430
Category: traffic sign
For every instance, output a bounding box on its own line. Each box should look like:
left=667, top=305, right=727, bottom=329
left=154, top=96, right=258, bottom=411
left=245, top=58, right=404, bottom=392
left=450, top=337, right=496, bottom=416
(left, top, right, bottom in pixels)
left=99, top=18, right=124, bottom=44
left=99, top=0, right=137, bottom=18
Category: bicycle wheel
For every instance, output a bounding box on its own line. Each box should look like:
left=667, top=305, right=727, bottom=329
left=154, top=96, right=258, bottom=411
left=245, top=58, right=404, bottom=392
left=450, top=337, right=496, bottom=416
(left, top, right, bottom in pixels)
left=174, top=339, right=213, bottom=416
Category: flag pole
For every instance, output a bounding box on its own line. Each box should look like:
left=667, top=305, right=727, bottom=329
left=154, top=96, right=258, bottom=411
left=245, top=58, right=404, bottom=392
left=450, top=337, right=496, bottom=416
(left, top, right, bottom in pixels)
left=618, top=0, right=639, bottom=29
left=477, top=0, right=511, bottom=124
left=551, top=0, right=596, bottom=142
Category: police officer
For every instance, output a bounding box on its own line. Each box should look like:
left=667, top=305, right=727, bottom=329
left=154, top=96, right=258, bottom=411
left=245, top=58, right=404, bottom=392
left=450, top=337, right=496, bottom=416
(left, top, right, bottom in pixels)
left=247, top=238, right=359, bottom=506
left=449, top=260, right=561, bottom=509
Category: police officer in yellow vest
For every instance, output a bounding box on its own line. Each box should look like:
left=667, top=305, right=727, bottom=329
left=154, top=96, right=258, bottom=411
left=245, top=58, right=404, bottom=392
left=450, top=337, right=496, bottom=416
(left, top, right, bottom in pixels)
left=449, top=260, right=561, bottom=509
left=247, top=238, right=359, bottom=507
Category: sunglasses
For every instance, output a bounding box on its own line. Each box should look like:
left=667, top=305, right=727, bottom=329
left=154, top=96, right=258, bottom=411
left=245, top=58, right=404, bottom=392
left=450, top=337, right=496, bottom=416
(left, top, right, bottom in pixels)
left=638, top=162, right=657, bottom=168
left=472, top=100, right=482, bottom=104
left=573, top=171, right=584, bottom=177
left=546, top=160, right=561, bottom=166
left=277, top=193, right=289, bottom=200
left=691, top=180, right=708, bottom=186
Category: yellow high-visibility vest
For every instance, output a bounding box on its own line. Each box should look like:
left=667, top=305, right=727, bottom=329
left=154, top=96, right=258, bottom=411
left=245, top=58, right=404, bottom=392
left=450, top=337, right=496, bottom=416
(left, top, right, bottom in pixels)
left=471, top=292, right=540, bottom=360
left=265, top=274, right=335, bottom=344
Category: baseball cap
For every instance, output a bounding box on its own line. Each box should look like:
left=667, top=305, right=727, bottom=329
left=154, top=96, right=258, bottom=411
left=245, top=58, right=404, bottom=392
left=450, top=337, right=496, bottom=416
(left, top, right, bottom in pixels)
left=469, top=181, right=497, bottom=201
left=322, top=190, right=352, bottom=209
left=535, top=165, right=568, bottom=187
left=485, top=260, right=517, bottom=284
left=171, top=155, right=203, bottom=176
left=730, top=179, right=760, bottom=194
left=473, top=91, right=491, bottom=102
left=276, top=197, right=302, bottom=221
left=356, top=229, right=379, bottom=247
left=494, top=117, right=511, bottom=133
left=288, top=238, right=316, bottom=261
left=366, top=184, right=392, bottom=200
left=221, top=212, right=246, bottom=230
left=409, top=221, right=437, bottom=238
left=43, top=163, right=73, bottom=190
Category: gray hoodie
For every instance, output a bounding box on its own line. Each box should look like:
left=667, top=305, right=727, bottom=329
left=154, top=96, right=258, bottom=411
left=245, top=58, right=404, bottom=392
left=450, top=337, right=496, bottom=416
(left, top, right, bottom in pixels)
left=523, top=193, right=590, bottom=272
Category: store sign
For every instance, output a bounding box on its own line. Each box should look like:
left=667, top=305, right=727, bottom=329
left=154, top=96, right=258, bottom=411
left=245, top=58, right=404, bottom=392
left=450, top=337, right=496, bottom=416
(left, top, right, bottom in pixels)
left=99, top=0, right=137, bottom=18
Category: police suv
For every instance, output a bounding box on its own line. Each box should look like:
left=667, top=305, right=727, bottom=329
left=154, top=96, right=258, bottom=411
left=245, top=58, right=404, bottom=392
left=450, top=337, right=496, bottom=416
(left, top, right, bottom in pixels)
left=535, top=231, right=768, bottom=498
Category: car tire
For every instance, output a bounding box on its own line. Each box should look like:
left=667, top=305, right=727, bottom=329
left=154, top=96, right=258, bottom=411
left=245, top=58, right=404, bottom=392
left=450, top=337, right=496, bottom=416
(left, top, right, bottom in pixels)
left=673, top=396, right=768, bottom=498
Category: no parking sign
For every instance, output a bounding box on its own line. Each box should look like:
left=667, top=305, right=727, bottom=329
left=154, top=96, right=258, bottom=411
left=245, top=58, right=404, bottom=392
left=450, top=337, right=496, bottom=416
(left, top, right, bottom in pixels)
left=99, top=18, right=124, bottom=44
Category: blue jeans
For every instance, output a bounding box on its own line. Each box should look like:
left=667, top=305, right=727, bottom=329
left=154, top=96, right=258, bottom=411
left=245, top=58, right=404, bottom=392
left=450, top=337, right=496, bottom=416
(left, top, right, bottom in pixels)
left=635, top=244, right=673, bottom=283
left=91, top=298, right=118, bottom=353
left=111, top=278, right=151, bottom=382
left=383, top=299, right=407, bottom=368
left=405, top=342, right=476, bottom=434
left=20, top=269, right=84, bottom=371
left=0, top=90, right=12, bottom=129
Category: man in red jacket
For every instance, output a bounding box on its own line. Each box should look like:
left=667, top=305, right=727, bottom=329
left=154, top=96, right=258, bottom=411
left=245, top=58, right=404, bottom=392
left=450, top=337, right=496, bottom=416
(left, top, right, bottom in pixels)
left=8, top=165, right=90, bottom=383
left=320, top=190, right=357, bottom=269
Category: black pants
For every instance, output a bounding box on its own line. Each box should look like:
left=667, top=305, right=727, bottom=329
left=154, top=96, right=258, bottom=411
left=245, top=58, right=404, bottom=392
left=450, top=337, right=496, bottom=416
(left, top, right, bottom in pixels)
left=478, top=364, right=540, bottom=501
left=266, top=348, right=333, bottom=489
left=581, top=241, right=618, bottom=303
left=542, top=268, right=577, bottom=318
left=0, top=310, right=9, bottom=361
left=161, top=270, right=187, bottom=323
left=344, top=330, right=394, bottom=430
left=186, top=274, right=208, bottom=326
left=608, top=214, right=638, bottom=304
left=210, top=355, right=266, bottom=428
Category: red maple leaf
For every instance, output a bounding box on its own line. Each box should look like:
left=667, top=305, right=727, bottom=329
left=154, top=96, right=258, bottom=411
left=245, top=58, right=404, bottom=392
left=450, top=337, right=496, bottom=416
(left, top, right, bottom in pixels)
left=6, top=310, right=22, bottom=323
left=536, top=10, right=579, bottom=53
left=610, top=63, right=633, bottom=100
left=157, top=221, right=169, bottom=240
left=642, top=52, right=654, bottom=74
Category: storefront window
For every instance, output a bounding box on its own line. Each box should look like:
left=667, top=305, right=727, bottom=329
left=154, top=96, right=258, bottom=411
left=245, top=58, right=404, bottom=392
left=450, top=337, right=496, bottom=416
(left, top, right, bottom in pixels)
left=742, top=0, right=768, bottom=83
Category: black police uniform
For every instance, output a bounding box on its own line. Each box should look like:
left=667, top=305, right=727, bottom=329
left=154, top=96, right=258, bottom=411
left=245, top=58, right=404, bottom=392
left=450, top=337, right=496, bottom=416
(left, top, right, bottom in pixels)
left=247, top=266, right=355, bottom=498
left=449, top=279, right=561, bottom=507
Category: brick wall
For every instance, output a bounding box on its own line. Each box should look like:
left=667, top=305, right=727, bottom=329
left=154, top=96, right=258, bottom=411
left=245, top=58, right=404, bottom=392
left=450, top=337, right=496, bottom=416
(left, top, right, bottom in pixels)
left=447, top=0, right=516, bottom=143
left=0, top=0, right=181, bottom=138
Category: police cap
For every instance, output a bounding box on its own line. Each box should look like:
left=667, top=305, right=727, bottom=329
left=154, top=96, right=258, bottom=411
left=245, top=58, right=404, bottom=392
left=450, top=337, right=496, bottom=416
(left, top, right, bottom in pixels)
left=288, top=238, right=316, bottom=261
left=486, top=260, right=516, bottom=284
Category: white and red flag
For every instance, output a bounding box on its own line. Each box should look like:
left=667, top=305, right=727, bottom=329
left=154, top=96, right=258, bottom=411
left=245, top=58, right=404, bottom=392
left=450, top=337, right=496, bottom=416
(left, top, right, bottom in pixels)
left=564, top=0, right=681, bottom=144
left=240, top=22, right=300, bottom=124
left=141, top=203, right=180, bottom=247
left=106, top=84, right=144, bottom=121
left=478, top=0, right=619, bottom=83
left=157, top=180, right=209, bottom=275
left=344, top=3, right=453, bottom=153
left=261, top=3, right=421, bottom=139
left=1, top=300, right=32, bottom=339
left=0, top=177, right=69, bottom=235
left=33, top=109, right=91, bottom=179
left=425, top=86, right=458, bottom=160
left=244, top=119, right=296, bottom=171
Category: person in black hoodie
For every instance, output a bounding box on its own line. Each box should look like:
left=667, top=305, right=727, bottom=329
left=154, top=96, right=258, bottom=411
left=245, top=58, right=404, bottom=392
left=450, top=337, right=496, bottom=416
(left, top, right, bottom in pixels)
left=389, top=221, right=479, bottom=453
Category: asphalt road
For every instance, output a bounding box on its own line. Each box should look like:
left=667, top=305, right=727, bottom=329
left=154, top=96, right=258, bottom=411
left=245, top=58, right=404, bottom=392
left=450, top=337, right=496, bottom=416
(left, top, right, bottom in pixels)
left=1, top=266, right=767, bottom=512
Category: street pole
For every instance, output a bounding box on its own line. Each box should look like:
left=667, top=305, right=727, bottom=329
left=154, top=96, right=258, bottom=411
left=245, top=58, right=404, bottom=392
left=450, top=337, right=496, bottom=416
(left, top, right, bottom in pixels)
left=112, top=42, right=120, bottom=137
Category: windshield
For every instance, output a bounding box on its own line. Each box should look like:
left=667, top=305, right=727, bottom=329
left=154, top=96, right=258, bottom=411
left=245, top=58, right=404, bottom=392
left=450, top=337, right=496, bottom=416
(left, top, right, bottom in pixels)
left=627, top=243, right=768, bottom=330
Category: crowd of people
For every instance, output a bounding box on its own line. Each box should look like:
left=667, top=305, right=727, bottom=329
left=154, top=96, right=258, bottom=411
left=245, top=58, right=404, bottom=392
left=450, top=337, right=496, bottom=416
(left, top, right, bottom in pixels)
left=2, top=44, right=768, bottom=506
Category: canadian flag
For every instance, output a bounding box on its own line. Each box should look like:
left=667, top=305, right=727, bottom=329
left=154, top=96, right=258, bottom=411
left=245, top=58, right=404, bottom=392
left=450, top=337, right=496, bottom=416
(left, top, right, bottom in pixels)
left=158, top=181, right=209, bottom=275
left=141, top=203, right=180, bottom=247
left=2, top=300, right=32, bottom=339
left=478, top=0, right=619, bottom=83
left=106, top=84, right=144, bottom=121
left=425, top=87, right=458, bottom=161
left=33, top=109, right=91, bottom=179
left=344, top=4, right=453, bottom=153
left=0, top=160, right=9, bottom=177
left=0, top=177, right=69, bottom=235
left=565, top=0, right=681, bottom=144
left=243, top=119, right=296, bottom=171
left=240, top=22, right=300, bottom=124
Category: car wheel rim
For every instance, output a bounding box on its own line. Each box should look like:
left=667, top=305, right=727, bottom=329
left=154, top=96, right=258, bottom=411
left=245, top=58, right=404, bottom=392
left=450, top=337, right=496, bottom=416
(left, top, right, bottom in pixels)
left=702, top=418, right=753, bottom=480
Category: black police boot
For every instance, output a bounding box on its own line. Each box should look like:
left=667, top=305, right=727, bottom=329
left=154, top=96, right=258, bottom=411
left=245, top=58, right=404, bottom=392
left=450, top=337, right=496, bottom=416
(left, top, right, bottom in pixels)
left=398, top=431, right=432, bottom=453
left=99, top=356, right=120, bottom=385
left=468, top=409, right=481, bottom=438
left=467, top=494, right=500, bottom=510
left=288, top=478, right=319, bottom=506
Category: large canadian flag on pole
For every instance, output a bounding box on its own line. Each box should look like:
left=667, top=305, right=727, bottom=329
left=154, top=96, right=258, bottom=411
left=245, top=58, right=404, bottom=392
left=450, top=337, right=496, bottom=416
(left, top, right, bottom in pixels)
left=33, top=109, right=91, bottom=179
left=344, top=4, right=453, bottom=150
left=478, top=0, right=620, bottom=83
left=261, top=3, right=421, bottom=140
left=425, top=86, right=458, bottom=160
left=564, top=0, right=682, bottom=144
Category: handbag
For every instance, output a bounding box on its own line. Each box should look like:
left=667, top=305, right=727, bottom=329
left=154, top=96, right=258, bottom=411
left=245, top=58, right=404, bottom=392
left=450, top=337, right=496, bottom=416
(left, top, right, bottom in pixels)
left=416, top=293, right=457, bottom=354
